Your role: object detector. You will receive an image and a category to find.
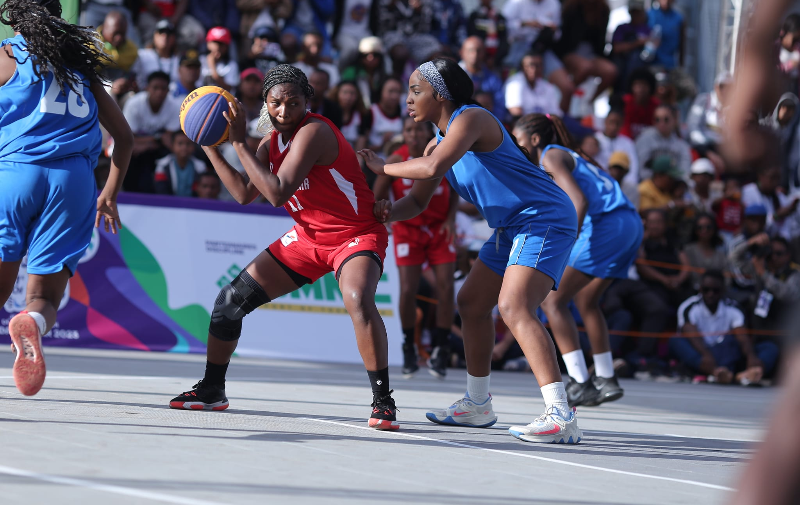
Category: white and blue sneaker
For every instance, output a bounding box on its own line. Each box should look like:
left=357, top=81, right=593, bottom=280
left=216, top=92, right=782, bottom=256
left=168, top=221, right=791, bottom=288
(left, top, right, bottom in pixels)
left=508, top=406, right=582, bottom=444
left=425, top=393, right=497, bottom=428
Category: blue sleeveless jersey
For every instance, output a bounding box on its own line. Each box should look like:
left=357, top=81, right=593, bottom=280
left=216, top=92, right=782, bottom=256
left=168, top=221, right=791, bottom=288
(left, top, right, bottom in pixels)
left=439, top=105, right=577, bottom=234
left=0, top=35, right=102, bottom=164
left=542, top=144, right=635, bottom=219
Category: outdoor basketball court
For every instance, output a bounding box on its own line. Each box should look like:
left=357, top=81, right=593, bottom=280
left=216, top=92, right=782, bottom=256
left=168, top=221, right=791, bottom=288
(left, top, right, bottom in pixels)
left=0, top=348, right=770, bottom=504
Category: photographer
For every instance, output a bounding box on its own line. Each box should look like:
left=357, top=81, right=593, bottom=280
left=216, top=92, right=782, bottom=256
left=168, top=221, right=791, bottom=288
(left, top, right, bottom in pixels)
left=751, top=236, right=800, bottom=332
left=728, top=204, right=771, bottom=309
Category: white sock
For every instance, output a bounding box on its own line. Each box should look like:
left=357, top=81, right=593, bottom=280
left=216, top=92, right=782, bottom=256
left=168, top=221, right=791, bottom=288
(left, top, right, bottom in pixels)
left=593, top=352, right=615, bottom=379
left=540, top=381, right=570, bottom=414
left=26, top=311, right=47, bottom=336
left=562, top=350, right=589, bottom=383
left=466, top=373, right=490, bottom=404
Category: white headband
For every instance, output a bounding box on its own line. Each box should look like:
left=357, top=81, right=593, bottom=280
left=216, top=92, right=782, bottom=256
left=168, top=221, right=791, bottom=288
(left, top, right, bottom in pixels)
left=417, top=61, right=452, bottom=101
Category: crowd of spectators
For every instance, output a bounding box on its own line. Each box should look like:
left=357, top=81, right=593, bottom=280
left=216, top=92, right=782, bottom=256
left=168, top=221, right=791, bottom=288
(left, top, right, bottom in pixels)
left=89, top=0, right=800, bottom=386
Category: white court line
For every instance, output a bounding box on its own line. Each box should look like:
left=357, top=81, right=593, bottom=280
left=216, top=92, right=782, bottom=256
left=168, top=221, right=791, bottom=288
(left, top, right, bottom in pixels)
left=0, top=465, right=226, bottom=505
left=663, top=433, right=760, bottom=443
left=303, top=418, right=735, bottom=492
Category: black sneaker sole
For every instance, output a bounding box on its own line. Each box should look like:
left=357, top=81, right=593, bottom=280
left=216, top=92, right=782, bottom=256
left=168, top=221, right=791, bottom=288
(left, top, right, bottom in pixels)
left=169, top=399, right=229, bottom=411
left=585, top=389, right=624, bottom=407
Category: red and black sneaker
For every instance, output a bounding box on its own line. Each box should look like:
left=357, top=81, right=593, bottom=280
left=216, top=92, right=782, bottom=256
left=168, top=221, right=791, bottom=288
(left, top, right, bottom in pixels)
left=169, top=380, right=229, bottom=411
left=369, top=390, right=399, bottom=430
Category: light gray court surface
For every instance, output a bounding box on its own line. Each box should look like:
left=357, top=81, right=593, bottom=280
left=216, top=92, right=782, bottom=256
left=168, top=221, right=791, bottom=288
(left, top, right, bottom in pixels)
left=0, top=348, right=773, bottom=505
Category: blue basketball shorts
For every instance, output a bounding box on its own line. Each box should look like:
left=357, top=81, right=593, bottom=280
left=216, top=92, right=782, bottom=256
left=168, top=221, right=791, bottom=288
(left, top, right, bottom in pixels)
left=568, top=208, right=643, bottom=279
left=0, top=157, right=96, bottom=276
left=479, top=221, right=576, bottom=289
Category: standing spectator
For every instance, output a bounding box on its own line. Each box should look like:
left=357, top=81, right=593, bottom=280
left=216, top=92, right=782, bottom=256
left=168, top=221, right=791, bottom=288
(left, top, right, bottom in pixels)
left=196, top=172, right=222, bottom=200
left=334, top=81, right=371, bottom=150
left=687, top=158, right=720, bottom=213
left=620, top=68, right=659, bottom=140
left=638, top=156, right=682, bottom=212
left=122, top=71, right=182, bottom=193
left=596, top=108, right=639, bottom=189
left=504, top=51, right=562, bottom=119
left=308, top=69, right=343, bottom=128
left=607, top=151, right=639, bottom=207
left=154, top=131, right=208, bottom=197
left=292, top=31, right=340, bottom=87
left=333, top=0, right=374, bottom=69
left=431, top=0, right=466, bottom=53
left=553, top=0, right=617, bottom=115
left=188, top=0, right=240, bottom=41
left=237, top=68, right=265, bottom=124
left=170, top=50, right=202, bottom=101
left=751, top=236, right=800, bottom=331
left=243, top=26, right=286, bottom=75
left=201, top=27, right=240, bottom=91
left=97, top=11, right=139, bottom=81
left=341, top=36, right=389, bottom=107
left=366, top=77, right=403, bottom=155
left=686, top=71, right=733, bottom=157
left=371, top=0, right=441, bottom=76
left=610, top=0, right=651, bottom=90
left=713, top=178, right=744, bottom=245
left=760, top=93, right=800, bottom=194
left=683, top=213, right=729, bottom=290
left=637, top=208, right=693, bottom=309
left=82, top=0, right=139, bottom=46
left=459, top=37, right=506, bottom=122
left=282, top=0, right=335, bottom=57
left=670, top=271, right=775, bottom=384
left=132, top=20, right=181, bottom=91
left=648, top=0, right=684, bottom=71
left=742, top=165, right=800, bottom=237
left=636, top=105, right=692, bottom=180
left=466, top=0, right=509, bottom=67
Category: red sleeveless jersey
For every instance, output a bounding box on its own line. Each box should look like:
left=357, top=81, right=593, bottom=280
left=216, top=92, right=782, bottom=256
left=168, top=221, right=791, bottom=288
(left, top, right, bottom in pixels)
left=389, top=145, right=451, bottom=227
left=269, top=112, right=381, bottom=245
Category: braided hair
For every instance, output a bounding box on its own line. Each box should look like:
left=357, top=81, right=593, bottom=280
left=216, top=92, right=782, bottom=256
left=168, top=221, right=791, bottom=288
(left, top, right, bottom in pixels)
left=0, top=0, right=109, bottom=96
left=256, top=64, right=314, bottom=135
left=514, top=113, right=604, bottom=171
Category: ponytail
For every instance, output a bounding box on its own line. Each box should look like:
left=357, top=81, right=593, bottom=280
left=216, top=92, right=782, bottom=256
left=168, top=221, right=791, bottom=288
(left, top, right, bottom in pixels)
left=515, top=113, right=605, bottom=170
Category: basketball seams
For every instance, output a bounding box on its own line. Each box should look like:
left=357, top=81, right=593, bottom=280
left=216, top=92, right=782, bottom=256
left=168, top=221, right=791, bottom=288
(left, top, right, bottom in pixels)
left=179, top=86, right=234, bottom=147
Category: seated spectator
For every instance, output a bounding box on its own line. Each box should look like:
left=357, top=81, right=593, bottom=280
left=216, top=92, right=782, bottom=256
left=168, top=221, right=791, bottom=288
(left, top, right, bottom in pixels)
left=579, top=135, right=600, bottom=159
left=553, top=0, right=617, bottom=115
left=170, top=50, right=202, bottom=101
left=293, top=31, right=340, bottom=87
left=431, top=0, right=466, bottom=53
left=196, top=172, right=222, bottom=200
left=728, top=205, right=770, bottom=304
left=335, top=81, right=371, bottom=150
left=97, top=11, right=139, bottom=82
left=341, top=36, right=389, bottom=107
left=636, top=105, right=692, bottom=180
left=154, top=131, right=207, bottom=197
left=201, top=27, right=240, bottom=91
left=459, top=37, right=506, bottom=122
left=610, top=0, right=651, bottom=90
left=742, top=165, right=800, bottom=238
left=648, top=0, right=684, bottom=71
left=687, top=158, right=720, bottom=213
left=137, top=0, right=197, bottom=50
left=367, top=77, right=404, bottom=155
left=243, top=26, right=286, bottom=75
left=188, top=0, right=240, bottom=42
left=237, top=68, right=265, bottom=124
left=308, top=69, right=343, bottom=128
left=638, top=156, right=681, bottom=212
left=778, top=13, right=800, bottom=92
left=282, top=0, right=334, bottom=58
left=637, top=208, right=693, bottom=309
left=240, top=0, right=292, bottom=51
left=596, top=108, right=639, bottom=191
left=607, top=151, right=639, bottom=207
left=751, top=236, right=800, bottom=331
left=333, top=0, right=373, bottom=69
left=687, top=71, right=733, bottom=157
left=371, top=0, right=440, bottom=76
left=466, top=0, right=509, bottom=67
left=620, top=68, right=659, bottom=140
left=280, top=31, right=301, bottom=63
left=713, top=178, right=744, bottom=244
left=671, top=270, right=777, bottom=384
left=760, top=93, right=800, bottom=194
left=83, top=0, right=139, bottom=46
left=683, top=213, right=729, bottom=290
left=132, top=20, right=181, bottom=91
left=122, top=71, right=182, bottom=193
left=504, top=51, right=562, bottom=119
left=474, top=91, right=494, bottom=112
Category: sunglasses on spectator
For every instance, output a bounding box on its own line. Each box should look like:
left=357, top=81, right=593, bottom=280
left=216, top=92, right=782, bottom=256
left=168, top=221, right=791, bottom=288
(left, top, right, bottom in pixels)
left=654, top=116, right=672, bottom=123
left=701, top=286, right=721, bottom=293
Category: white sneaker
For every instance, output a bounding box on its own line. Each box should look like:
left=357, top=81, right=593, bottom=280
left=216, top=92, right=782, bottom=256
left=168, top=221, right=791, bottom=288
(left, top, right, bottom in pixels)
left=508, top=406, right=582, bottom=444
left=426, top=394, right=497, bottom=428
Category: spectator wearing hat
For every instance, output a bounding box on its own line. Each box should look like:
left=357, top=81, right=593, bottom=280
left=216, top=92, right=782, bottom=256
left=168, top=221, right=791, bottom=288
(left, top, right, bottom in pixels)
left=459, top=37, right=506, bottom=122
left=742, top=164, right=800, bottom=239
left=308, top=68, right=344, bottom=128
left=137, top=0, right=190, bottom=48
left=333, top=0, right=375, bottom=69
left=608, top=151, right=639, bottom=208
left=686, top=71, right=734, bottom=158
left=283, top=0, right=335, bottom=58
left=293, top=31, right=341, bottom=88
left=341, top=36, right=389, bottom=107
left=504, top=51, right=562, bottom=120
left=636, top=104, right=692, bottom=181
left=243, top=26, right=286, bottom=75
left=201, top=27, right=239, bottom=91
left=688, top=158, right=721, bottom=214
left=237, top=68, right=266, bottom=124
left=638, top=155, right=682, bottom=212
left=729, top=204, right=771, bottom=296
left=466, top=0, right=509, bottom=68
left=596, top=108, right=639, bottom=186
left=132, top=20, right=181, bottom=90
left=170, top=51, right=202, bottom=101
left=239, top=0, right=292, bottom=52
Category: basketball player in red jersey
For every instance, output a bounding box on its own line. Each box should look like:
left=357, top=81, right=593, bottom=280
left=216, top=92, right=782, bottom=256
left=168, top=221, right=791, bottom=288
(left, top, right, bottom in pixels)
left=169, top=65, right=402, bottom=431
left=372, top=117, right=459, bottom=380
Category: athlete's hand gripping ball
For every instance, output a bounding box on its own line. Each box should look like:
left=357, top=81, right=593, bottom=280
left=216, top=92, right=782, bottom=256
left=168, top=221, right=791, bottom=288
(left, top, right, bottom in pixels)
left=223, top=99, right=246, bottom=144
left=95, top=194, right=122, bottom=234
left=357, top=149, right=386, bottom=175
left=373, top=199, right=392, bottom=223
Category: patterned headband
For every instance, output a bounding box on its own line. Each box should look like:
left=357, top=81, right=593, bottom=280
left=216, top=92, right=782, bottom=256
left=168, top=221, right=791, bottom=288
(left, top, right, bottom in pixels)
left=417, top=61, right=453, bottom=101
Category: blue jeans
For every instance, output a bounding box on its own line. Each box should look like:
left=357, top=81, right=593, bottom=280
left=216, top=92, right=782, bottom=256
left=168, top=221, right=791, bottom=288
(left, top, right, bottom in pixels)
left=669, top=336, right=780, bottom=376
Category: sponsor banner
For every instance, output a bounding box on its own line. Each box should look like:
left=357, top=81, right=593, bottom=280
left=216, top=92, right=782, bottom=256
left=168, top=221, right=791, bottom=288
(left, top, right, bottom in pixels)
left=0, top=194, right=403, bottom=365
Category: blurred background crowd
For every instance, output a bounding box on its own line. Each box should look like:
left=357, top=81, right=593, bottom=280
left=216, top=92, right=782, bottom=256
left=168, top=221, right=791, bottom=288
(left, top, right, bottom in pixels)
left=88, top=0, right=800, bottom=385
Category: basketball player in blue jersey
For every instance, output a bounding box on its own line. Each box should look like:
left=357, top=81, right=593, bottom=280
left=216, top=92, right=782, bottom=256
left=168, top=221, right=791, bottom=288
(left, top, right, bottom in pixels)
left=0, top=0, right=133, bottom=396
left=513, top=114, right=643, bottom=408
left=359, top=58, right=586, bottom=444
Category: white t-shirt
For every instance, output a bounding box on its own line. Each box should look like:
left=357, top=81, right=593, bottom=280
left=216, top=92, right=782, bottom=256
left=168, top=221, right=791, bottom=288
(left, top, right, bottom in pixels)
left=131, top=49, right=181, bottom=90
left=339, top=0, right=371, bottom=41
left=504, top=73, right=562, bottom=117
left=122, top=91, right=181, bottom=135
left=293, top=61, right=340, bottom=89
left=596, top=132, right=639, bottom=188
left=741, top=183, right=799, bottom=239
left=678, top=294, right=745, bottom=346
left=340, top=110, right=364, bottom=147
left=501, top=0, right=561, bottom=44
left=368, top=103, right=403, bottom=150
left=200, top=58, right=240, bottom=89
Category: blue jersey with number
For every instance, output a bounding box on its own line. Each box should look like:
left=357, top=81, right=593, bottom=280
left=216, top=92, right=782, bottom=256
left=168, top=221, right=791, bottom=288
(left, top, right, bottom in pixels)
left=438, top=105, right=577, bottom=234
left=542, top=144, right=635, bottom=219
left=0, top=34, right=102, bottom=164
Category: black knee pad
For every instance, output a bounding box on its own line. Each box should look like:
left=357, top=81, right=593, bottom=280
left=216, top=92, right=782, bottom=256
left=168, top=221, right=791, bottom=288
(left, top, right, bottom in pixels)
left=209, top=271, right=271, bottom=341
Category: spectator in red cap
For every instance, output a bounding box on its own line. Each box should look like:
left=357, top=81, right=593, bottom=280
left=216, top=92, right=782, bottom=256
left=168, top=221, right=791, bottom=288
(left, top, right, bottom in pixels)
left=201, top=26, right=239, bottom=91
left=237, top=67, right=265, bottom=123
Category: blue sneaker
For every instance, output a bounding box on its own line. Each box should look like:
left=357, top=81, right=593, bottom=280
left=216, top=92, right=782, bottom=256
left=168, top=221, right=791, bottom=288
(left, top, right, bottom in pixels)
left=508, top=406, right=582, bottom=444
left=426, top=394, right=497, bottom=427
